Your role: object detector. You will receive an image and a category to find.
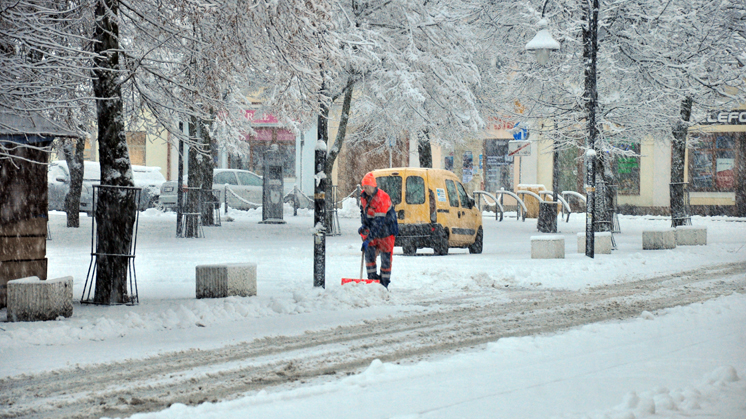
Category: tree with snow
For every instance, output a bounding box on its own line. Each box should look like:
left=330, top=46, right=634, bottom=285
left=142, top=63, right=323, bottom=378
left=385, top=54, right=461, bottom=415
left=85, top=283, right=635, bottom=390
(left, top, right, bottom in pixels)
left=316, top=0, right=483, bottom=228
left=473, top=0, right=745, bottom=226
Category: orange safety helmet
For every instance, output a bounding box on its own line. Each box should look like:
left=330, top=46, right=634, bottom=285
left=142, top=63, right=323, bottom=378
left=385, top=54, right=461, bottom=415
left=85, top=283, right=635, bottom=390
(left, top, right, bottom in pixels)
left=361, top=172, right=377, bottom=187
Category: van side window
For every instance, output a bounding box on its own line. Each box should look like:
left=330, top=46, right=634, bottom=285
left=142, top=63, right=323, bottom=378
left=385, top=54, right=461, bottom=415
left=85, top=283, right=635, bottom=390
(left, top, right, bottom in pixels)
left=445, top=179, right=460, bottom=207
left=377, top=176, right=402, bottom=205
left=456, top=182, right=470, bottom=208
left=405, top=176, right=425, bottom=205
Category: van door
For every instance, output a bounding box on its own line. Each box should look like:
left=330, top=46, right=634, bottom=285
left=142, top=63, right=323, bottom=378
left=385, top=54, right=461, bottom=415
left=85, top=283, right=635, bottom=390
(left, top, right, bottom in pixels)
left=455, top=181, right=479, bottom=244
left=403, top=173, right=428, bottom=224
left=443, top=179, right=463, bottom=245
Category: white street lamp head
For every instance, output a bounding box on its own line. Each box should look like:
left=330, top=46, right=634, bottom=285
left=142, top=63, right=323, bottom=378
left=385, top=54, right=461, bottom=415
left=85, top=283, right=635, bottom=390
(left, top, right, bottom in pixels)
left=525, top=18, right=560, bottom=65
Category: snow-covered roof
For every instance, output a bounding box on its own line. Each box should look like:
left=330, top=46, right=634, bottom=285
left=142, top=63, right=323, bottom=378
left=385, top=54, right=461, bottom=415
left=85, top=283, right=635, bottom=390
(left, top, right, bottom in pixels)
left=0, top=111, right=79, bottom=143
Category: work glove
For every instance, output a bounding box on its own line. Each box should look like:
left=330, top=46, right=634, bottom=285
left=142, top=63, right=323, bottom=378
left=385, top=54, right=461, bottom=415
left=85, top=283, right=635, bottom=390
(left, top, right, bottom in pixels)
left=361, top=239, right=370, bottom=252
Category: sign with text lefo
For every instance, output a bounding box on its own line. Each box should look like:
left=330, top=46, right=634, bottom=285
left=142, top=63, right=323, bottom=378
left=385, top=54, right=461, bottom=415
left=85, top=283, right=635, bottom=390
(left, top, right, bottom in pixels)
left=508, top=140, right=531, bottom=157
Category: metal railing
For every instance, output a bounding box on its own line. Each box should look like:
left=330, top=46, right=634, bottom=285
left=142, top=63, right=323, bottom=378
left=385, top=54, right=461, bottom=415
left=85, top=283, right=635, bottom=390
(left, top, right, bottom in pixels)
left=473, top=191, right=504, bottom=221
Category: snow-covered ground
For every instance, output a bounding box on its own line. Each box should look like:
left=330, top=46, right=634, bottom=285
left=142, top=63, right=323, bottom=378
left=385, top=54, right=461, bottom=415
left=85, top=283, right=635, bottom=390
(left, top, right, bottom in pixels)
left=1, top=202, right=745, bottom=418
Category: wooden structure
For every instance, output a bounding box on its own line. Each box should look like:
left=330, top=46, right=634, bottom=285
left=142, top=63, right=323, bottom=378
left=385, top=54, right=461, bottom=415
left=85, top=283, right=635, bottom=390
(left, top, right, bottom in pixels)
left=0, top=112, right=77, bottom=307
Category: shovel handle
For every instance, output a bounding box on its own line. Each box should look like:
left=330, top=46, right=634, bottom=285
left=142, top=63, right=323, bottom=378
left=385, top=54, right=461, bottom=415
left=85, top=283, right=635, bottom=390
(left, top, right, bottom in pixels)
left=360, top=251, right=364, bottom=279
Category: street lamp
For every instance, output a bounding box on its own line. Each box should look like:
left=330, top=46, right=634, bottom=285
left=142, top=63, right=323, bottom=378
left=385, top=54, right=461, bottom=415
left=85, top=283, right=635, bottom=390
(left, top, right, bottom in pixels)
left=524, top=18, right=560, bottom=65
left=526, top=0, right=599, bottom=258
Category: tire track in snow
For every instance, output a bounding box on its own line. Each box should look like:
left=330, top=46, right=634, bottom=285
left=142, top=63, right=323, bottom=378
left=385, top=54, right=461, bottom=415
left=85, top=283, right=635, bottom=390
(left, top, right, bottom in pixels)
left=1, top=261, right=744, bottom=419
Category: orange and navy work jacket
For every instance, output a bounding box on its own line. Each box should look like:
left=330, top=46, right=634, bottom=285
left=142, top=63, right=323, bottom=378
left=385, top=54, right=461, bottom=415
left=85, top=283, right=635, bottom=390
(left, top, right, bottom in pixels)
left=360, top=188, right=395, bottom=240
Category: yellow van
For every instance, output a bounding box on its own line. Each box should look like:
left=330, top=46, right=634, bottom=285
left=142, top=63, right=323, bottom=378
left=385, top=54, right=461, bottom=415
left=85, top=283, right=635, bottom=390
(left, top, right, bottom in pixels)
left=370, top=168, right=483, bottom=255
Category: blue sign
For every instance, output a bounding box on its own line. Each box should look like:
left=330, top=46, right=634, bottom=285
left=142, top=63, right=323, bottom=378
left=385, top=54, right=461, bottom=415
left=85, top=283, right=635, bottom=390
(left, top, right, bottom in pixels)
left=512, top=123, right=529, bottom=141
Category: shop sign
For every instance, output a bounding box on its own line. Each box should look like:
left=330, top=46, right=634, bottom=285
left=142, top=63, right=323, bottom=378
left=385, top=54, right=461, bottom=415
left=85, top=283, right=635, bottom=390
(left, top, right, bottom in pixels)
left=704, top=110, right=746, bottom=125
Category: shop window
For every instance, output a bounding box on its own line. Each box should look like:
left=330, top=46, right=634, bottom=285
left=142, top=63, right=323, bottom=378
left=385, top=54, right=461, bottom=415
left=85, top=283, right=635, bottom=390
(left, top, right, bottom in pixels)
left=689, top=134, right=735, bottom=192
left=612, top=142, right=641, bottom=195
left=127, top=131, right=146, bottom=165
left=483, top=139, right=513, bottom=193
left=462, top=151, right=474, bottom=183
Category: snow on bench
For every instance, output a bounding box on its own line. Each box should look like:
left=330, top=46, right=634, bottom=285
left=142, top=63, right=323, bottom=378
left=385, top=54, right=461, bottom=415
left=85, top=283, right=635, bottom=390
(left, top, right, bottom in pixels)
left=642, top=229, right=676, bottom=250
left=196, top=263, right=257, bottom=299
left=6, top=276, right=73, bottom=322
left=675, top=226, right=707, bottom=246
left=531, top=235, right=565, bottom=259
left=577, top=232, right=612, bottom=254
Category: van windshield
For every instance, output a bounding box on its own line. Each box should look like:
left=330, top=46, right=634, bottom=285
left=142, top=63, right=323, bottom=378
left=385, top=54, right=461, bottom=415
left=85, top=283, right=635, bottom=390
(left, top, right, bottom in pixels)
left=377, top=176, right=402, bottom=206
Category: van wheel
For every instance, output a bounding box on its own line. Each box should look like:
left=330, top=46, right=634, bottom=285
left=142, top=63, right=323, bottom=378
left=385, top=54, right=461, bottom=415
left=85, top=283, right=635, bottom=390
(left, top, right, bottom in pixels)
left=402, top=243, right=416, bottom=256
left=469, top=227, right=483, bottom=254
left=433, top=229, right=449, bottom=256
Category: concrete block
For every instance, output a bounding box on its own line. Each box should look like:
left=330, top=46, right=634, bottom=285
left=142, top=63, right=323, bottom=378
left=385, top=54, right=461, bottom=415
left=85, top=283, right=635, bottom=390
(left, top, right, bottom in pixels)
left=531, top=235, right=565, bottom=259
left=577, top=232, right=612, bottom=254
left=7, top=276, right=73, bottom=322
left=675, top=226, right=707, bottom=246
left=642, top=229, right=676, bottom=250
left=196, top=263, right=257, bottom=299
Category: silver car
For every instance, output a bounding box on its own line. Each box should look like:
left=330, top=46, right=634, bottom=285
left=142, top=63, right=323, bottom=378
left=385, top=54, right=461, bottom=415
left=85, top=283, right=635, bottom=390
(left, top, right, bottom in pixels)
left=48, top=160, right=165, bottom=214
left=213, top=169, right=264, bottom=210
left=159, top=168, right=294, bottom=211
left=132, top=165, right=166, bottom=209
left=47, top=160, right=97, bottom=213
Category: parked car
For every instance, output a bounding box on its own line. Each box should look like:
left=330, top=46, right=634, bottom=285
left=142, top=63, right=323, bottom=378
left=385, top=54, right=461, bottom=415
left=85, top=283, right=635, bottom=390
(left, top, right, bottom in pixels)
left=47, top=160, right=97, bottom=213
left=47, top=160, right=165, bottom=214
left=369, top=167, right=483, bottom=255
left=159, top=168, right=294, bottom=211
left=132, top=165, right=166, bottom=209
left=47, top=161, right=71, bottom=211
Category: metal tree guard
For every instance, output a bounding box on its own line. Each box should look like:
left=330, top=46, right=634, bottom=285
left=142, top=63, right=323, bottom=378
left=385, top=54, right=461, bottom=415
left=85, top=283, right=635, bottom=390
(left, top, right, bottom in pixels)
left=81, top=185, right=141, bottom=305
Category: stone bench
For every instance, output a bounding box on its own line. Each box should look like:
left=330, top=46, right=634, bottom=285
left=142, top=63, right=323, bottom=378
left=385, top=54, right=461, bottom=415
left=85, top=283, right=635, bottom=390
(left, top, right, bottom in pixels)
left=6, top=276, right=73, bottom=322
left=675, top=226, right=707, bottom=246
left=642, top=229, right=676, bottom=250
left=531, top=235, right=565, bottom=259
left=577, top=232, right=613, bottom=254
left=196, top=263, right=257, bottom=299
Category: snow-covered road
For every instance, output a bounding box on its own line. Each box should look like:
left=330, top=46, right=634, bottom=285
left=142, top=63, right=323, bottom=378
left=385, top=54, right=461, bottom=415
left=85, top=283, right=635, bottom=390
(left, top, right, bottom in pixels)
left=1, top=205, right=745, bottom=418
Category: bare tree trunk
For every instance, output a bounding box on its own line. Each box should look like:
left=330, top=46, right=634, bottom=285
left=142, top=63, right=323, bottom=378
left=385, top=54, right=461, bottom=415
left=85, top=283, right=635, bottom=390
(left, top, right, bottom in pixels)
left=92, top=0, right=136, bottom=305
left=324, top=77, right=354, bottom=230
left=418, top=131, right=432, bottom=168
left=199, top=119, right=215, bottom=226
left=62, top=138, right=85, bottom=228
left=670, top=97, right=692, bottom=226
left=185, top=118, right=204, bottom=237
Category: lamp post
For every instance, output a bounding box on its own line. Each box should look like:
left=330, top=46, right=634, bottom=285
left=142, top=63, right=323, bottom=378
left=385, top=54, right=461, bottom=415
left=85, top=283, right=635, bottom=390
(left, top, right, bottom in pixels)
left=525, top=0, right=599, bottom=258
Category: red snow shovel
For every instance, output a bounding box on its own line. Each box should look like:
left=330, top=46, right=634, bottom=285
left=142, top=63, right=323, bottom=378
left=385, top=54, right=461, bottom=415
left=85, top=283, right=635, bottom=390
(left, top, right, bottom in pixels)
left=341, top=251, right=380, bottom=285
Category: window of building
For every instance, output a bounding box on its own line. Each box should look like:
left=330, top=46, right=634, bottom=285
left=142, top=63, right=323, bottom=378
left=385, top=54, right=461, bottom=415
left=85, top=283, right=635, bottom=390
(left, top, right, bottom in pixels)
left=612, top=142, right=641, bottom=195
left=689, top=133, right=736, bottom=192
left=126, top=131, right=146, bottom=165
